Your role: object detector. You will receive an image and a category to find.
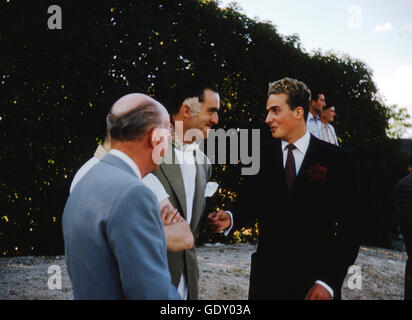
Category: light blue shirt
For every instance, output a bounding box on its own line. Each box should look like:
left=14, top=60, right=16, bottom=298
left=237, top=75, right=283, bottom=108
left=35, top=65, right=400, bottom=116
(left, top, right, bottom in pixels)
left=306, top=112, right=322, bottom=139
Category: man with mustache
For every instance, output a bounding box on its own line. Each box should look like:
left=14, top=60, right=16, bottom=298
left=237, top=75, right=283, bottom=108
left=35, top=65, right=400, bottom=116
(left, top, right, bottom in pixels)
left=153, top=76, right=233, bottom=300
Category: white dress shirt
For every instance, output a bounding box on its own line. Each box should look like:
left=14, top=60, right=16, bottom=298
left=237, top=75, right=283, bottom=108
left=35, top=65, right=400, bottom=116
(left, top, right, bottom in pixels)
left=174, top=144, right=197, bottom=300
left=173, top=143, right=233, bottom=300
left=70, top=148, right=169, bottom=203
left=281, top=131, right=311, bottom=174
left=281, top=131, right=334, bottom=298
left=142, top=173, right=169, bottom=203
left=321, top=123, right=339, bottom=146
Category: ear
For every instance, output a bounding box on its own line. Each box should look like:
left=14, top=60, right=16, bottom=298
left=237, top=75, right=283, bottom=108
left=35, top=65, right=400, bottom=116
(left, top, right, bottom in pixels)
left=147, top=126, right=157, bottom=149
left=296, top=106, right=304, bottom=120
left=182, top=104, right=192, bottom=119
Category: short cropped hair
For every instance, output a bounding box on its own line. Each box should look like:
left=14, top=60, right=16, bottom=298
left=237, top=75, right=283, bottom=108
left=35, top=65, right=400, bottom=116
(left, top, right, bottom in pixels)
left=268, top=77, right=311, bottom=121
left=310, top=89, right=324, bottom=102
left=107, top=103, right=162, bottom=141
left=166, top=75, right=218, bottom=116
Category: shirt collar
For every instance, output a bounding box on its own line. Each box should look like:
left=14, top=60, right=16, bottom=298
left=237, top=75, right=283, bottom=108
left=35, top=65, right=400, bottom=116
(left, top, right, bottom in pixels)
left=172, top=131, right=200, bottom=153
left=109, top=149, right=142, bottom=179
left=94, top=144, right=108, bottom=160
left=169, top=122, right=201, bottom=153
left=281, top=130, right=311, bottom=155
left=308, top=112, right=320, bottom=121
left=178, top=142, right=200, bottom=153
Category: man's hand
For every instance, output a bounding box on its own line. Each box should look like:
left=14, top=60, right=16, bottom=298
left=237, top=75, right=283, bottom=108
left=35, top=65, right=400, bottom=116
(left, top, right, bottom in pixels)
left=160, top=204, right=183, bottom=226
left=304, top=284, right=332, bottom=300
left=164, top=221, right=194, bottom=252
left=207, top=211, right=231, bottom=233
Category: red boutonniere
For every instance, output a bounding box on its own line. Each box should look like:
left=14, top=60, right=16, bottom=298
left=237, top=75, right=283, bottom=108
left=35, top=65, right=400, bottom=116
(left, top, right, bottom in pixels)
left=306, top=163, right=328, bottom=182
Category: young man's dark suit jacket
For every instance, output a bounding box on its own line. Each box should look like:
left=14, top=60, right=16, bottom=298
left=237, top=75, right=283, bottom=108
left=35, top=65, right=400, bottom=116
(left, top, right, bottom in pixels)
left=243, top=134, right=361, bottom=300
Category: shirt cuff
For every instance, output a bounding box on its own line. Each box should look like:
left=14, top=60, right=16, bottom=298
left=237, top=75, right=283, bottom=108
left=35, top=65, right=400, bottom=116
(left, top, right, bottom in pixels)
left=220, top=211, right=233, bottom=237
left=315, top=280, right=334, bottom=299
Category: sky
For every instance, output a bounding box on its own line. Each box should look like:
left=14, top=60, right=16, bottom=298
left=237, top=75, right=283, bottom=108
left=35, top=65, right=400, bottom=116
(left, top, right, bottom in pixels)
left=219, top=0, right=412, bottom=137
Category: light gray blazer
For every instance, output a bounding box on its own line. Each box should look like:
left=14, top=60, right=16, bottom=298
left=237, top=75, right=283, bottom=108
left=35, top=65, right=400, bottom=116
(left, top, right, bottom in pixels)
left=62, top=154, right=180, bottom=300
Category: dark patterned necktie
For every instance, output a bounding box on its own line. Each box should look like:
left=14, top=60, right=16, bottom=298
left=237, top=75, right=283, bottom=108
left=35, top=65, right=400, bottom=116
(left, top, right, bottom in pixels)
left=285, top=144, right=297, bottom=192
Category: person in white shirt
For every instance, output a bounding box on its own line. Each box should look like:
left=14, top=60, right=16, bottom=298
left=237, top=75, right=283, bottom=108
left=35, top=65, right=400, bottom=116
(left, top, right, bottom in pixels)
left=244, top=77, right=360, bottom=300
left=71, top=143, right=170, bottom=206
left=153, top=77, right=234, bottom=300
left=320, top=105, right=339, bottom=146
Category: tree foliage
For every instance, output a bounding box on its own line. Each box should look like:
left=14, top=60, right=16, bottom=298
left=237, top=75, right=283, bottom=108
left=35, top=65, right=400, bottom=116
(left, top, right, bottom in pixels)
left=0, top=0, right=409, bottom=256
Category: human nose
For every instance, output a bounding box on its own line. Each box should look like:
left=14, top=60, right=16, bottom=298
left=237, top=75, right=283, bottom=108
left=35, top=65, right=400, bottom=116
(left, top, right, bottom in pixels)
left=265, top=112, right=272, bottom=125
left=211, top=112, right=218, bottom=125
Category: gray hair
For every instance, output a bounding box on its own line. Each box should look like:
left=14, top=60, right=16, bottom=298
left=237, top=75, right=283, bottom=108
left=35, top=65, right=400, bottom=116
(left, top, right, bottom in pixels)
left=107, top=103, right=162, bottom=141
left=182, top=97, right=202, bottom=116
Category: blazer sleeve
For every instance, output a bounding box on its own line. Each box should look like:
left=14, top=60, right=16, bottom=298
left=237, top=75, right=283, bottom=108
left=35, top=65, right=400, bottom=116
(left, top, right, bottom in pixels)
left=106, top=184, right=180, bottom=300
left=317, top=152, right=361, bottom=293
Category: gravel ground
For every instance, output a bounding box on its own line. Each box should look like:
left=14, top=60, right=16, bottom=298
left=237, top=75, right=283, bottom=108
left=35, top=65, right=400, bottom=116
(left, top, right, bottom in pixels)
left=0, top=244, right=407, bottom=300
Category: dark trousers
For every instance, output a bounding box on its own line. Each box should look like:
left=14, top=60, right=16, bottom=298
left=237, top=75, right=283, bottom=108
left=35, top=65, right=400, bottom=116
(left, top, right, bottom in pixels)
left=400, top=214, right=412, bottom=300
left=406, top=258, right=412, bottom=300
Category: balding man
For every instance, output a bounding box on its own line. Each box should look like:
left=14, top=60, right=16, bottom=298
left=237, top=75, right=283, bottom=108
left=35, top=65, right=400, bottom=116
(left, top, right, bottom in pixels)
left=70, top=89, right=194, bottom=253
left=62, top=94, right=180, bottom=299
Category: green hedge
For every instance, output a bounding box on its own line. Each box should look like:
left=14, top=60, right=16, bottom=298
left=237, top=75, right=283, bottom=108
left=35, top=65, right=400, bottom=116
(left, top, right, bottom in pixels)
left=0, top=0, right=408, bottom=256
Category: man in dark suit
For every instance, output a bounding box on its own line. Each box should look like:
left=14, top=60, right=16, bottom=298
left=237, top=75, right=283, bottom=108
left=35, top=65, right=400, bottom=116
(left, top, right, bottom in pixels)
left=393, top=173, right=412, bottom=300
left=244, top=78, right=360, bottom=300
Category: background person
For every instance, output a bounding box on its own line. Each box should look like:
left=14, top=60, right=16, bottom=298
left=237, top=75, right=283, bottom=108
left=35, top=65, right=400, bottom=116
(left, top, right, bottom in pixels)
left=320, top=105, right=339, bottom=146
left=393, top=173, right=412, bottom=300
left=306, top=90, right=326, bottom=139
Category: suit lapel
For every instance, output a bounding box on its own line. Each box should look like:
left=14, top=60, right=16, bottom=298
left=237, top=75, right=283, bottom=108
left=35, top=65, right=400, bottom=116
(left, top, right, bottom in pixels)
left=292, top=135, right=319, bottom=194
left=190, top=158, right=207, bottom=230
left=270, top=139, right=288, bottom=193
left=160, top=146, right=208, bottom=230
left=159, top=147, right=187, bottom=219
